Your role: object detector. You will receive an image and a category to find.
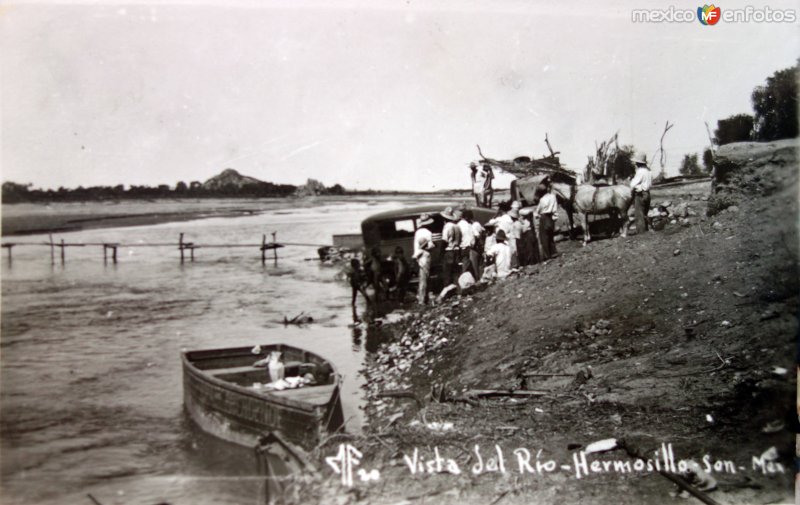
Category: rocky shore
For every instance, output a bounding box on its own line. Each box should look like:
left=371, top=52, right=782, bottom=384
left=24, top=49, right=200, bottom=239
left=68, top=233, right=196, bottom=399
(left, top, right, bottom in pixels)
left=302, top=139, right=798, bottom=505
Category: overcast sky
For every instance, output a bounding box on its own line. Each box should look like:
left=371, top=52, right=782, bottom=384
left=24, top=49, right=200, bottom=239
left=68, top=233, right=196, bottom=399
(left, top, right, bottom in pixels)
left=2, top=0, right=798, bottom=191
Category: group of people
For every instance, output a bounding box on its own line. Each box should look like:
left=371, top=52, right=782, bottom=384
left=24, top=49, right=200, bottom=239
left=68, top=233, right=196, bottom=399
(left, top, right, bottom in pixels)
left=347, top=156, right=654, bottom=310
left=347, top=245, right=411, bottom=308
left=412, top=180, right=561, bottom=305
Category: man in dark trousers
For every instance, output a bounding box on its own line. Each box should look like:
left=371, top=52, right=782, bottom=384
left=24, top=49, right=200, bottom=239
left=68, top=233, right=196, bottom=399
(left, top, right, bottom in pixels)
left=392, top=246, right=410, bottom=302
left=482, top=162, right=495, bottom=208
left=535, top=182, right=558, bottom=260
left=519, top=205, right=541, bottom=265
left=630, top=153, right=653, bottom=235
left=440, top=206, right=461, bottom=286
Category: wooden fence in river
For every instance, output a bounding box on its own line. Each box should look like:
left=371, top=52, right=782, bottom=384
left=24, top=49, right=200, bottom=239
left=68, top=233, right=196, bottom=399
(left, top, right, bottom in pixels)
left=0, top=232, right=332, bottom=267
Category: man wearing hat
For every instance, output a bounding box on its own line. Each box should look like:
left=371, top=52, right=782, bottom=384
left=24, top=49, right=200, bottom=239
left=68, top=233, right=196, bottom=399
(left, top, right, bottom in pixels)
left=535, top=182, right=559, bottom=260
left=518, top=204, right=541, bottom=266
left=629, top=153, right=653, bottom=235
left=413, top=213, right=436, bottom=305
left=455, top=208, right=477, bottom=277
left=470, top=162, right=484, bottom=207
left=482, top=162, right=495, bottom=208
left=440, top=206, right=461, bottom=287
left=508, top=204, right=523, bottom=268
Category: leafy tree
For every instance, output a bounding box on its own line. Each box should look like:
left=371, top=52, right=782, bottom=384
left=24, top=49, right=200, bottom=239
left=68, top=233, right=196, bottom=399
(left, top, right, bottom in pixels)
left=327, top=183, right=346, bottom=195
left=751, top=64, right=798, bottom=141
left=175, top=181, right=188, bottom=194
left=583, top=144, right=637, bottom=183
left=714, top=114, right=753, bottom=145
left=679, top=153, right=703, bottom=176
left=610, top=145, right=637, bottom=181
left=2, top=182, right=32, bottom=203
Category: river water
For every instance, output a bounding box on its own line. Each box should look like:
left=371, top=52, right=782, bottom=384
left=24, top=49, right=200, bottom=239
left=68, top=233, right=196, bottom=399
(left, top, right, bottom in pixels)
left=0, top=197, right=453, bottom=505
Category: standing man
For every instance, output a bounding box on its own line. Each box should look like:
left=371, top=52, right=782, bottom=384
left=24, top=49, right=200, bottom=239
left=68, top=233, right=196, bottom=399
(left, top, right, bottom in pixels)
left=440, top=206, right=461, bottom=287
left=465, top=209, right=484, bottom=279
left=508, top=205, right=523, bottom=268
left=519, top=206, right=541, bottom=265
left=413, top=214, right=435, bottom=305
left=535, top=182, right=559, bottom=260
left=470, top=162, right=484, bottom=207
left=455, top=208, right=476, bottom=277
left=630, top=153, right=653, bottom=235
left=482, top=162, right=495, bottom=208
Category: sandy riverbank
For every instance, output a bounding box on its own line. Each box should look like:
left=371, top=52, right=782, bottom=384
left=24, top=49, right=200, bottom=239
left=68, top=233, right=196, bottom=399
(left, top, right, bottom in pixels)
left=0, top=194, right=491, bottom=237
left=0, top=199, right=279, bottom=236
left=302, top=140, right=797, bottom=504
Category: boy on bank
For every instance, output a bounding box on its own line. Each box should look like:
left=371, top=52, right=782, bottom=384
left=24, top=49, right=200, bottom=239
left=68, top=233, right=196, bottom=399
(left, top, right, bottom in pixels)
left=346, top=258, right=370, bottom=307
left=486, top=229, right=512, bottom=279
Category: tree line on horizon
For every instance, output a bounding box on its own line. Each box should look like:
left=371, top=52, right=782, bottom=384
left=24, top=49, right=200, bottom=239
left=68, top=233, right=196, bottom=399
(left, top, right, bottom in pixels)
left=1, top=175, right=349, bottom=204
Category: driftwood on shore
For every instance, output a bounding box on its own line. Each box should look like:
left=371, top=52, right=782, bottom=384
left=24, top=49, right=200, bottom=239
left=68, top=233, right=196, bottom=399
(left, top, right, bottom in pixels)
left=462, top=389, right=549, bottom=398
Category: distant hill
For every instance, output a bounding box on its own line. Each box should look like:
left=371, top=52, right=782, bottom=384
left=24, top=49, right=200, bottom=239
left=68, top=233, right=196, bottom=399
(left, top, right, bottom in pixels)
left=202, top=168, right=270, bottom=191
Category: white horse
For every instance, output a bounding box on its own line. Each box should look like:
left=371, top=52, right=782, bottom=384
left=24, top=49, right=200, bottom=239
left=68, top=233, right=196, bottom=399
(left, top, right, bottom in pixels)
left=550, top=182, right=633, bottom=245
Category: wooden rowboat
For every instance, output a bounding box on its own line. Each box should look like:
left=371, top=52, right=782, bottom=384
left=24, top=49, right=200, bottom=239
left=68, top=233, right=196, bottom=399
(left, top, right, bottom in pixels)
left=182, top=343, right=345, bottom=450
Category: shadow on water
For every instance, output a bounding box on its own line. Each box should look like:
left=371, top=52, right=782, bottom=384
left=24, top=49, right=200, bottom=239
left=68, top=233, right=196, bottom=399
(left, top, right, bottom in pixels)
left=179, top=412, right=291, bottom=505
left=350, top=298, right=405, bottom=354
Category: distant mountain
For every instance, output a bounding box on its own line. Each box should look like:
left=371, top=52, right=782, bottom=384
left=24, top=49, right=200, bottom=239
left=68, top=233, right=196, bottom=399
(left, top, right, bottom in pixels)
left=202, top=168, right=268, bottom=191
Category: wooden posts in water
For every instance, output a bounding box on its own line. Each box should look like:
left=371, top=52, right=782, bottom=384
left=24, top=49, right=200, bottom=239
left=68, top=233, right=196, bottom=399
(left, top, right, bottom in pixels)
left=179, top=233, right=196, bottom=263
left=272, top=232, right=278, bottom=266
left=103, top=244, right=119, bottom=264
left=260, top=232, right=281, bottom=266
left=2, top=243, right=13, bottom=267
left=0, top=233, right=298, bottom=266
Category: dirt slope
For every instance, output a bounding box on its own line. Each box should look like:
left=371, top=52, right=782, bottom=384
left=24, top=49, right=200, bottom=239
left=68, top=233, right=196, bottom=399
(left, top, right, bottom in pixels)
left=312, top=139, right=798, bottom=505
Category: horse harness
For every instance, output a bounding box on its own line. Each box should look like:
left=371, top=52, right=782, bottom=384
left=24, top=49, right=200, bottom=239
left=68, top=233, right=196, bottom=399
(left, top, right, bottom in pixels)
left=565, top=183, right=599, bottom=213
left=590, top=186, right=599, bottom=213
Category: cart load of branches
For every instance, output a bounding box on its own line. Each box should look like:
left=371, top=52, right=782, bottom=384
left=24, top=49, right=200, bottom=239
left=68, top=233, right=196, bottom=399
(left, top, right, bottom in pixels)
left=475, top=133, right=577, bottom=181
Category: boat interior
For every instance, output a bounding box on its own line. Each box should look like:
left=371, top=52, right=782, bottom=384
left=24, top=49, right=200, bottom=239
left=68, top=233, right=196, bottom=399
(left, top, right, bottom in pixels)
left=186, top=345, right=337, bottom=405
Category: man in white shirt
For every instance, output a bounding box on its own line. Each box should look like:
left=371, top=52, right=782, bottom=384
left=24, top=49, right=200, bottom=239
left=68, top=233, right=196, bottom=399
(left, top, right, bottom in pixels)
left=629, top=153, right=653, bottom=234
left=509, top=207, right=523, bottom=267
left=488, top=206, right=516, bottom=262
left=486, top=229, right=512, bottom=279
left=440, top=207, right=460, bottom=287
left=455, top=208, right=476, bottom=277
left=413, top=213, right=435, bottom=305
left=535, top=182, right=559, bottom=260
left=465, top=210, right=484, bottom=279
left=470, top=162, right=485, bottom=207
